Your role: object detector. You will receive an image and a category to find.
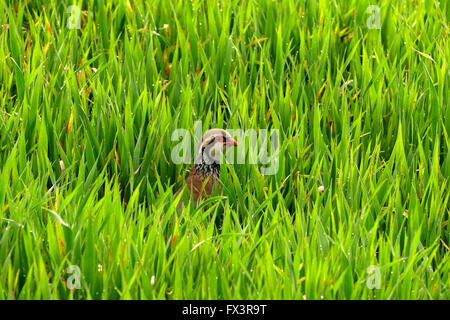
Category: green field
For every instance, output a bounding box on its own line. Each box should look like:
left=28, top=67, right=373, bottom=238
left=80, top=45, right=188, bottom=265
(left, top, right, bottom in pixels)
left=0, top=0, right=449, bottom=299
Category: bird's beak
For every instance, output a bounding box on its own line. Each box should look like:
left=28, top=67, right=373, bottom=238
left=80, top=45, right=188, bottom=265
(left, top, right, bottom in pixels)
left=226, top=138, right=238, bottom=147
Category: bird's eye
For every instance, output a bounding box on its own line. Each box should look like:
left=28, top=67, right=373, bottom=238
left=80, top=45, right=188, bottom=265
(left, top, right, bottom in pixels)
left=215, top=136, right=224, bottom=142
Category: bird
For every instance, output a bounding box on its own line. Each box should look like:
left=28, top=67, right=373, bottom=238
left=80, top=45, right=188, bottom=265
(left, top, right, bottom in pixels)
left=175, top=128, right=238, bottom=212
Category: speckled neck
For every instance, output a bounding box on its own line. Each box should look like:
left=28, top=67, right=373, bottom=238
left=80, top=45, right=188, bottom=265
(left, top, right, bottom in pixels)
left=194, top=148, right=220, bottom=178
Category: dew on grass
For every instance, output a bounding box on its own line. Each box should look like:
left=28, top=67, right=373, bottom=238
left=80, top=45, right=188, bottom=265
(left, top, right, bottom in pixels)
left=151, top=275, right=156, bottom=286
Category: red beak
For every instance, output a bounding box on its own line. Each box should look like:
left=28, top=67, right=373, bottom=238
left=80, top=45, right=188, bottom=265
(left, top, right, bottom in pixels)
left=226, top=138, right=238, bottom=147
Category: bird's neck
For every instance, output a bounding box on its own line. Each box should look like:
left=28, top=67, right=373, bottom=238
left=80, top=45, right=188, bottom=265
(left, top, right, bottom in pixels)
left=194, top=150, right=220, bottom=178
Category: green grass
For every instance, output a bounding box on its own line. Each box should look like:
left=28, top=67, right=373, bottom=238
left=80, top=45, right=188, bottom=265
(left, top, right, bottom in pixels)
left=0, top=0, right=449, bottom=299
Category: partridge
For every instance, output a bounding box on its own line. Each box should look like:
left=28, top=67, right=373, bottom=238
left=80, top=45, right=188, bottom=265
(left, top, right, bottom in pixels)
left=175, top=128, right=238, bottom=212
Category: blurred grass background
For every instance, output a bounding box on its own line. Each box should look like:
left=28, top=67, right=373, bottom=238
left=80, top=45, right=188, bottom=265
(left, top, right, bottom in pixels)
left=0, top=0, right=448, bottom=299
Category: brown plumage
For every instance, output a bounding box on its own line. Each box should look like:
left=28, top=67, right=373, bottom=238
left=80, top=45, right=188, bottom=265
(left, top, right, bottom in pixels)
left=175, top=128, right=237, bottom=212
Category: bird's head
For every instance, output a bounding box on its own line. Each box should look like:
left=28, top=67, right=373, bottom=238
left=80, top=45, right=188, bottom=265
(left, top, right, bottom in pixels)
left=195, top=129, right=238, bottom=168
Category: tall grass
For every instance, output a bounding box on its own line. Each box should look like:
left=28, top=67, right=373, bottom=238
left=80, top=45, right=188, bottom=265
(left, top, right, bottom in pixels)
left=0, top=0, right=448, bottom=299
